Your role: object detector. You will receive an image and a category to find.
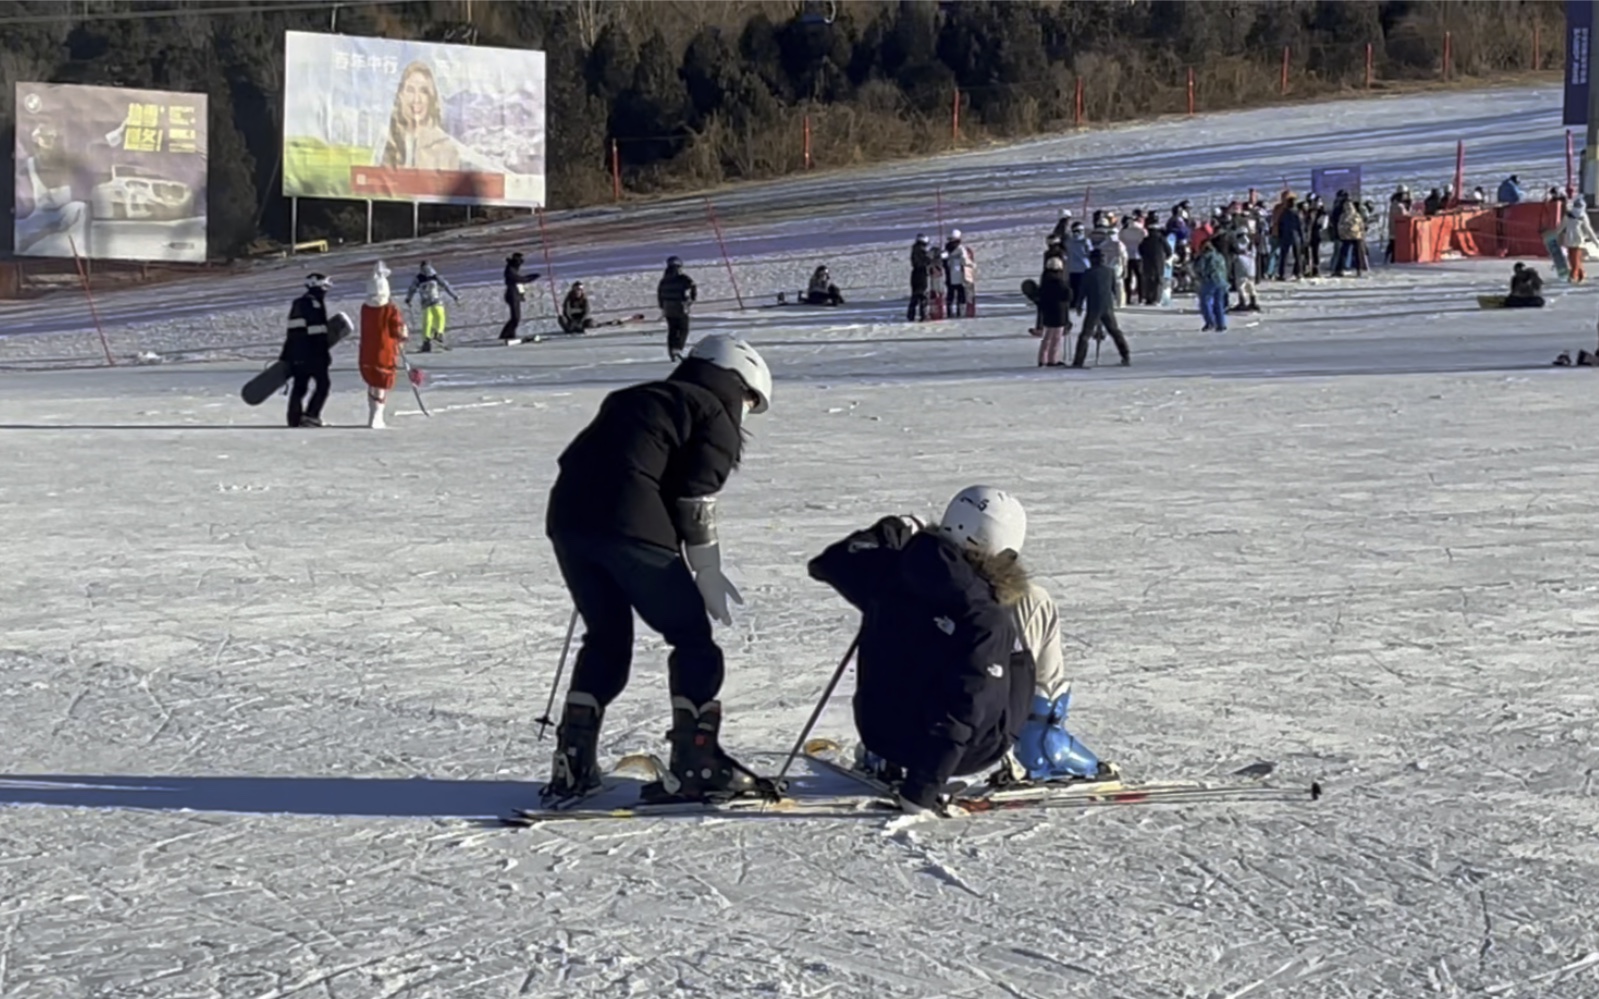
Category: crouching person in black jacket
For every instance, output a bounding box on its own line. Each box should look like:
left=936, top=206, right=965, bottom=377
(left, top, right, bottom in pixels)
left=807, top=486, right=1036, bottom=814
left=543, top=335, right=774, bottom=804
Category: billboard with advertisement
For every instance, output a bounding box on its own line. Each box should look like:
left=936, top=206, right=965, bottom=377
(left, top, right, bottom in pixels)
left=13, top=83, right=208, bottom=262
left=282, top=32, right=546, bottom=208
left=1566, top=0, right=1591, bottom=126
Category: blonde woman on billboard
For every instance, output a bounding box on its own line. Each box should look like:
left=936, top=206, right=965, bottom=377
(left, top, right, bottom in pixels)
left=378, top=62, right=460, bottom=171
left=374, top=60, right=507, bottom=176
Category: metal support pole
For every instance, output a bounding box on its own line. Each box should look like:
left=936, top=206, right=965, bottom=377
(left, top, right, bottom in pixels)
left=412, top=200, right=419, bottom=239
left=365, top=199, right=373, bottom=244
left=290, top=196, right=298, bottom=255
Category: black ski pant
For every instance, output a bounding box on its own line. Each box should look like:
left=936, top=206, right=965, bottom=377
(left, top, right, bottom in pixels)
left=1123, top=262, right=1138, bottom=302
left=286, top=362, right=330, bottom=427
left=550, top=534, right=723, bottom=709
left=1277, top=240, right=1305, bottom=280
left=1139, top=260, right=1163, bottom=304
left=500, top=291, right=522, bottom=339
left=944, top=283, right=967, bottom=314
left=1073, top=311, right=1129, bottom=366
left=1068, top=272, right=1086, bottom=312
left=906, top=288, right=928, bottom=321
left=665, top=314, right=690, bottom=357
left=1307, top=238, right=1323, bottom=276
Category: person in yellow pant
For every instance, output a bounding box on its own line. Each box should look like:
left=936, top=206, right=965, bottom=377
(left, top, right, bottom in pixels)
left=404, top=260, right=460, bottom=352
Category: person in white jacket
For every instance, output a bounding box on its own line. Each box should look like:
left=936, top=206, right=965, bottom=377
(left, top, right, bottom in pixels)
left=1118, top=213, right=1147, bottom=304
left=1558, top=207, right=1599, bottom=283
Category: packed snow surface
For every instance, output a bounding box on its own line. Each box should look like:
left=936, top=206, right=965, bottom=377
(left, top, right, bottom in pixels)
left=2, top=85, right=1598, bottom=998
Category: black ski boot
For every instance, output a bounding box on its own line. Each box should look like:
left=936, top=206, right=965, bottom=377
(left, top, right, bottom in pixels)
left=646, top=697, right=761, bottom=802
left=543, top=692, right=604, bottom=801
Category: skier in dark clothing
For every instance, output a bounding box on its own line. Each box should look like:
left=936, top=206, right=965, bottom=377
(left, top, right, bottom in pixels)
left=1035, top=257, right=1072, bottom=367
left=1073, top=250, right=1130, bottom=368
left=907, top=234, right=933, bottom=321
left=808, top=486, right=1035, bottom=814
left=804, top=265, right=845, bottom=306
left=1306, top=198, right=1329, bottom=277
left=1275, top=196, right=1306, bottom=281
left=559, top=281, right=593, bottom=333
left=280, top=273, right=334, bottom=427
left=543, top=335, right=774, bottom=804
left=500, top=252, right=538, bottom=340
left=1504, top=262, right=1546, bottom=308
left=1138, top=227, right=1170, bottom=305
left=657, top=256, right=698, bottom=361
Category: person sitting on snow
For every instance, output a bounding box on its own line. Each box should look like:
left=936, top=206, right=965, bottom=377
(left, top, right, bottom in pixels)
left=807, top=487, right=1104, bottom=814
left=1504, top=262, right=1545, bottom=308
left=804, top=265, right=845, bottom=306
left=559, top=281, right=595, bottom=333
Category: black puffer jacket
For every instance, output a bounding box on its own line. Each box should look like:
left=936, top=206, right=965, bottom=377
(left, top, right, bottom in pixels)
left=1036, top=270, right=1071, bottom=328
left=658, top=269, right=697, bottom=319
left=546, top=358, right=746, bottom=550
left=808, top=518, right=1034, bottom=805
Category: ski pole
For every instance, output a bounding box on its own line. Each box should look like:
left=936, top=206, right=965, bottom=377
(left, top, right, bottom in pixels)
left=773, top=633, right=861, bottom=785
left=534, top=608, right=581, bottom=740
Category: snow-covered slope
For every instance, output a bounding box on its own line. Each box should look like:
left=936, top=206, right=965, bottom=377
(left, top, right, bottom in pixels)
left=1, top=83, right=1597, bottom=999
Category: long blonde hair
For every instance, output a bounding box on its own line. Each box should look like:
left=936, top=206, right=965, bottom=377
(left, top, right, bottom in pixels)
left=381, top=61, right=443, bottom=168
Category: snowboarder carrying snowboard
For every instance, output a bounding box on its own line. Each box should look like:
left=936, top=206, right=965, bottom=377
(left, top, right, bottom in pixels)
left=404, top=261, right=458, bottom=352
left=657, top=256, right=698, bottom=361
left=358, top=261, right=410, bottom=430
left=542, top=335, right=774, bottom=804
left=807, top=487, right=1103, bottom=814
left=280, top=273, right=335, bottom=428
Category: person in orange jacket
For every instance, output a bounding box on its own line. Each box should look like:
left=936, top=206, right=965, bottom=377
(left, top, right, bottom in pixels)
left=359, top=261, right=409, bottom=429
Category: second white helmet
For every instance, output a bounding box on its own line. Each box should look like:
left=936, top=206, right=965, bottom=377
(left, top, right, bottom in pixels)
left=690, top=334, right=773, bottom=414
left=938, top=485, right=1026, bottom=557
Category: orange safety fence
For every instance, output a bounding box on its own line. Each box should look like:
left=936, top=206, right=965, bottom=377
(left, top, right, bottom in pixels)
left=1391, top=201, right=1566, bottom=263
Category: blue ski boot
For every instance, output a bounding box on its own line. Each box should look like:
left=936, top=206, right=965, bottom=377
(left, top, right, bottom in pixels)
left=1012, top=691, right=1111, bottom=783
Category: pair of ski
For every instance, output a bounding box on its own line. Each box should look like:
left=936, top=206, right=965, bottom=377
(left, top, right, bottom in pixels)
left=502, top=739, right=1321, bottom=826
left=504, top=313, right=648, bottom=346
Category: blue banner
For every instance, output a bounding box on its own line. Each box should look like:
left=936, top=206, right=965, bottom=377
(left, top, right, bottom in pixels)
left=1565, top=0, right=1591, bottom=126
left=1311, top=166, right=1362, bottom=200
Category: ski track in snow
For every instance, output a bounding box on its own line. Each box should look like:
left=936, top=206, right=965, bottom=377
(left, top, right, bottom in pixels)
left=2, top=83, right=1599, bottom=998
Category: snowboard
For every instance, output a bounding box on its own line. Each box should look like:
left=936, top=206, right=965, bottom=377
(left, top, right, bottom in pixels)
left=1544, top=231, right=1572, bottom=281
left=1020, top=278, right=1040, bottom=304
left=241, top=312, right=353, bottom=406
left=1477, top=294, right=1508, bottom=309
left=928, top=289, right=946, bottom=321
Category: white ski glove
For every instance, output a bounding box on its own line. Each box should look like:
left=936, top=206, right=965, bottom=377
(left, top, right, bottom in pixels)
left=685, top=543, right=742, bottom=626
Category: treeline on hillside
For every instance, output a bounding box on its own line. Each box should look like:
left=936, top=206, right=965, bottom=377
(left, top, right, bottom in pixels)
left=0, top=0, right=1565, bottom=260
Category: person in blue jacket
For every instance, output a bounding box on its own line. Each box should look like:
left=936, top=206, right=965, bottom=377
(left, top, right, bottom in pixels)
left=1496, top=175, right=1526, bottom=205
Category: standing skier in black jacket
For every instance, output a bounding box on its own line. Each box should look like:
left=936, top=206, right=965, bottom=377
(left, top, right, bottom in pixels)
left=657, top=256, right=698, bottom=360
left=500, top=252, right=539, bottom=341
left=280, top=273, right=334, bottom=427
left=808, top=486, right=1036, bottom=813
left=907, top=234, right=933, bottom=322
left=543, top=334, right=774, bottom=803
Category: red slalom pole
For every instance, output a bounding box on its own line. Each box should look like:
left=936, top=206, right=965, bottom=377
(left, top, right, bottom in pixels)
left=1281, top=46, right=1290, bottom=95
left=1074, top=76, right=1084, bottom=126
left=67, top=234, right=114, bottom=366
left=535, top=208, right=561, bottom=317
left=1365, top=42, right=1374, bottom=89
left=951, top=87, right=960, bottom=144
left=704, top=198, right=744, bottom=310
left=1186, top=67, right=1195, bottom=115
left=803, top=113, right=812, bottom=170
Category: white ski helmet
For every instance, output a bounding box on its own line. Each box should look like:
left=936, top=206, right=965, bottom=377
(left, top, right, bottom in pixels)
left=690, top=334, right=772, bottom=414
left=939, top=485, right=1026, bottom=557
left=365, top=260, right=391, bottom=306
left=950, top=228, right=963, bottom=240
